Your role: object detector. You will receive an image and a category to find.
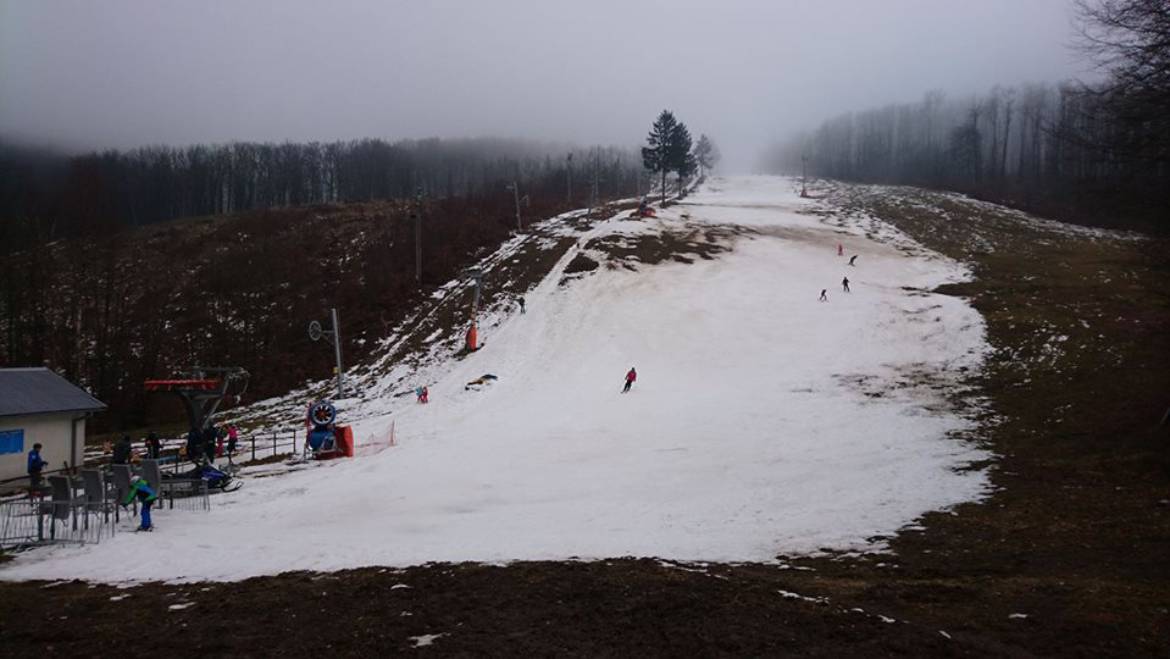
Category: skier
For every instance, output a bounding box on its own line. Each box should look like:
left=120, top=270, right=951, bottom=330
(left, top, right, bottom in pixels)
left=848, top=255, right=858, bottom=266
left=26, top=443, right=47, bottom=493
left=622, top=367, right=637, bottom=394
left=819, top=289, right=828, bottom=302
left=518, top=296, right=526, bottom=314
left=415, top=386, right=429, bottom=404
left=122, top=474, right=158, bottom=532
left=837, top=243, right=843, bottom=257
left=842, top=276, right=850, bottom=293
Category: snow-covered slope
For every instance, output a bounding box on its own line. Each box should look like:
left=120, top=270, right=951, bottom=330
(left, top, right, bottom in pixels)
left=2, top=176, right=992, bottom=582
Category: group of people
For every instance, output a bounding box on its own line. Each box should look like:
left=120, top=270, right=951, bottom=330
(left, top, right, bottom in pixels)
left=26, top=438, right=160, bottom=532
left=820, top=244, right=858, bottom=302
left=184, top=424, right=240, bottom=465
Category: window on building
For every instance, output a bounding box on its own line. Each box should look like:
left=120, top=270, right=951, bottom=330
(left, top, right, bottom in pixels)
left=0, top=429, right=25, bottom=454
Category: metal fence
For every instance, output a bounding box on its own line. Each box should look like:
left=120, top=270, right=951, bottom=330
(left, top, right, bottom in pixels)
left=0, top=498, right=116, bottom=550
left=0, top=430, right=303, bottom=495
left=158, top=479, right=210, bottom=512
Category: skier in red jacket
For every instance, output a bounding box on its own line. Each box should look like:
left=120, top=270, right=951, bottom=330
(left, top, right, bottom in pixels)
left=622, top=367, right=637, bottom=393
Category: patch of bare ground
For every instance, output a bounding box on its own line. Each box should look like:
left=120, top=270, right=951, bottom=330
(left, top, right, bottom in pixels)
left=583, top=223, right=747, bottom=273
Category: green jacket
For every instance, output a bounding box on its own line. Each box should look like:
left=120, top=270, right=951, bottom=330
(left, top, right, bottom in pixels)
left=122, top=479, right=158, bottom=506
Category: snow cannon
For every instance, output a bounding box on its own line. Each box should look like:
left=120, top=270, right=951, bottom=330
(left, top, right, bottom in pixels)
left=465, top=322, right=478, bottom=352
left=306, top=400, right=354, bottom=460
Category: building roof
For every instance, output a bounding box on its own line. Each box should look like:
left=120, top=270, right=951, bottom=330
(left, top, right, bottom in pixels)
left=0, top=368, right=107, bottom=418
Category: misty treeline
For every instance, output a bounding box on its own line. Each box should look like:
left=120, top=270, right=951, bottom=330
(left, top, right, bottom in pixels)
left=641, top=110, right=720, bottom=203
left=0, top=136, right=644, bottom=251
left=766, top=0, right=1169, bottom=230
left=0, top=136, right=647, bottom=430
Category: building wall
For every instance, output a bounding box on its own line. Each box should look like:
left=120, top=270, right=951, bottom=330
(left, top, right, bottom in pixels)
left=0, top=413, right=86, bottom=484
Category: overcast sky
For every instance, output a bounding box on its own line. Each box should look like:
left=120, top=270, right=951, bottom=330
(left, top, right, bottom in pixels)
left=0, top=0, right=1086, bottom=170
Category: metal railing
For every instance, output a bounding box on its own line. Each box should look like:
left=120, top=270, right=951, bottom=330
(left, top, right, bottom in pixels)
left=158, top=479, right=210, bottom=512
left=0, top=430, right=303, bottom=495
left=0, top=498, right=116, bottom=550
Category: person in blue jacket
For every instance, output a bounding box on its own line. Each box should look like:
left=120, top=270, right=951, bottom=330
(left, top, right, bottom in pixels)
left=122, top=474, right=158, bottom=532
left=27, top=443, right=47, bottom=493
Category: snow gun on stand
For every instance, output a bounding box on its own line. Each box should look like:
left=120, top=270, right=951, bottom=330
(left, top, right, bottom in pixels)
left=304, top=400, right=354, bottom=460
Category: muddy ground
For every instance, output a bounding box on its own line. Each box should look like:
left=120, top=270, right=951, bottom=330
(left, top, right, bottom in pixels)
left=2, top=185, right=1168, bottom=657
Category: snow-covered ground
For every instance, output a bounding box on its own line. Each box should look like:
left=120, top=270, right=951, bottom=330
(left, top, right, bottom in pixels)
left=1, top=176, right=992, bottom=583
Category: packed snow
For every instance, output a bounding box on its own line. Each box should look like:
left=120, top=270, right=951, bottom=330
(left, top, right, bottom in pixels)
left=1, top=176, right=992, bottom=583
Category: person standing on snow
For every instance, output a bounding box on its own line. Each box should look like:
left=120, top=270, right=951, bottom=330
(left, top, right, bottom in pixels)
left=622, top=367, right=637, bottom=393
left=122, top=474, right=158, bottom=532
left=226, top=425, right=239, bottom=456
left=842, top=276, right=851, bottom=293
left=202, top=426, right=217, bottom=464
left=819, top=289, right=828, bottom=302
left=27, top=443, right=47, bottom=493
left=184, top=427, right=199, bottom=464
left=112, top=435, right=133, bottom=465
left=145, top=431, right=162, bottom=460
left=837, top=244, right=843, bottom=257
left=518, top=296, right=526, bottom=314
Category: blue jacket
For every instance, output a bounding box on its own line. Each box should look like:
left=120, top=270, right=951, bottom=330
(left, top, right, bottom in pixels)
left=27, top=449, right=46, bottom=474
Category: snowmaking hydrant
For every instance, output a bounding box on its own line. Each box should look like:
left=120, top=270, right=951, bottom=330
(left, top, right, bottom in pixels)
left=305, top=400, right=354, bottom=460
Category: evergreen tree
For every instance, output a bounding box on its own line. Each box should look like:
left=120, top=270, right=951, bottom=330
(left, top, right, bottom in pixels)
left=669, top=122, right=694, bottom=195
left=642, top=110, right=678, bottom=203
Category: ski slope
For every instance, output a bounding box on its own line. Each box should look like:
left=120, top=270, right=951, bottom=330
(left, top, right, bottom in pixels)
left=2, top=177, right=992, bottom=583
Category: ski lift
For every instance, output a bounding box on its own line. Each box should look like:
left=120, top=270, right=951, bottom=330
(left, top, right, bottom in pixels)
left=144, top=367, right=250, bottom=432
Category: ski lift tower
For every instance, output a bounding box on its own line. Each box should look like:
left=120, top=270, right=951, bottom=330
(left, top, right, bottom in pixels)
left=144, top=367, right=250, bottom=432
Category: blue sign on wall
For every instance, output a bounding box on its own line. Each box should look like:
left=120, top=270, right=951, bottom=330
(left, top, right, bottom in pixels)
left=0, top=429, right=24, bottom=455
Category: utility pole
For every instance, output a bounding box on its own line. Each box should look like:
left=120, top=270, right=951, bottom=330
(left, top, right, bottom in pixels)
left=506, top=181, right=521, bottom=231
left=567, top=153, right=573, bottom=204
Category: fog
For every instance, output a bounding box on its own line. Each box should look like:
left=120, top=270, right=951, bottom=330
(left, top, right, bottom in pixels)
left=0, top=0, right=1084, bottom=170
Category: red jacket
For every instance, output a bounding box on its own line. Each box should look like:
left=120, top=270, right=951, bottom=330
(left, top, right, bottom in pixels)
left=625, top=369, right=637, bottom=383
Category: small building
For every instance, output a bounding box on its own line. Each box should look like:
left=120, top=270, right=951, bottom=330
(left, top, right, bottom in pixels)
left=0, top=368, right=106, bottom=485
